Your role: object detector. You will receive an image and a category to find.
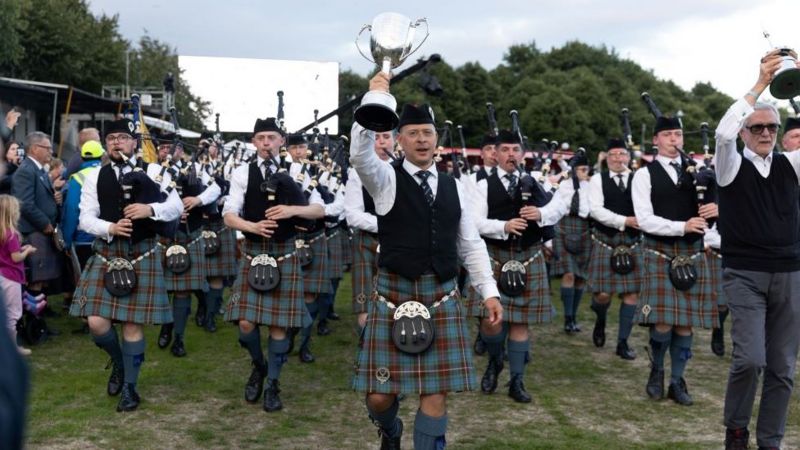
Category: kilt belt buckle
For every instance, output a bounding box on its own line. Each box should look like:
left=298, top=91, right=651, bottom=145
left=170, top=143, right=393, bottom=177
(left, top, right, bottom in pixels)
left=104, top=258, right=138, bottom=297
left=499, top=260, right=526, bottom=297
left=247, top=254, right=280, bottom=292
left=295, top=239, right=313, bottom=267
left=165, top=244, right=191, bottom=274
left=201, top=230, right=221, bottom=256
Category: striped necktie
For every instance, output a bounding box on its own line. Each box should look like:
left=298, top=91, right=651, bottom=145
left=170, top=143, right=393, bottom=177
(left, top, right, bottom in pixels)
left=415, top=171, right=435, bottom=206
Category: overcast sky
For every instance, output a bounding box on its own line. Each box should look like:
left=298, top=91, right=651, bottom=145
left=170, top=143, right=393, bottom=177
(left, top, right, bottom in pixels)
left=90, top=0, right=798, bottom=109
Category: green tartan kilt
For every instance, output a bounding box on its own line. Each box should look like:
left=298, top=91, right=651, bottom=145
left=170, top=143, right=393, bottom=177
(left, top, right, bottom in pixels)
left=351, top=230, right=379, bottom=314
left=299, top=230, right=331, bottom=295
left=70, top=237, right=172, bottom=325
left=353, top=271, right=476, bottom=395
left=325, top=226, right=345, bottom=280
left=708, top=248, right=725, bottom=308
left=162, top=229, right=209, bottom=293
left=205, top=220, right=239, bottom=278
left=586, top=232, right=642, bottom=295
left=635, top=237, right=717, bottom=328
left=551, top=215, right=591, bottom=278
left=467, top=243, right=551, bottom=324
left=224, top=239, right=311, bottom=329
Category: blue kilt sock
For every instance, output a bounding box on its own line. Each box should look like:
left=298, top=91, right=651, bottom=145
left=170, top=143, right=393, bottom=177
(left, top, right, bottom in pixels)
left=302, top=301, right=319, bottom=345
left=648, top=328, right=672, bottom=369
left=92, top=326, right=123, bottom=368
left=483, top=328, right=505, bottom=358
left=367, top=397, right=401, bottom=438
left=571, top=287, right=584, bottom=318
left=618, top=303, right=636, bottom=342
left=205, top=287, right=222, bottom=322
left=316, top=293, right=331, bottom=325
left=507, top=339, right=529, bottom=377
left=238, top=327, right=265, bottom=366
left=413, top=410, right=448, bottom=450
left=172, top=294, right=191, bottom=337
left=669, top=333, right=693, bottom=384
left=560, top=287, right=574, bottom=319
left=267, top=336, right=290, bottom=379
left=121, top=338, right=145, bottom=386
left=591, top=297, right=609, bottom=322
left=718, top=307, right=729, bottom=327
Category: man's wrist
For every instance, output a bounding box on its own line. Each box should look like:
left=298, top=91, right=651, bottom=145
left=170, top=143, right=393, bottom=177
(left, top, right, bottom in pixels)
left=149, top=206, right=155, bottom=217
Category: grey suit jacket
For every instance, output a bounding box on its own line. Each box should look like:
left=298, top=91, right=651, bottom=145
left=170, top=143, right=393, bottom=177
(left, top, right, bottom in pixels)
left=11, top=157, right=58, bottom=234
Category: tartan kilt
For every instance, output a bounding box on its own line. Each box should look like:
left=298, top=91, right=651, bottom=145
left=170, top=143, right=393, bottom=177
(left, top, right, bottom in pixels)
left=205, top=220, right=239, bottom=278
left=325, top=227, right=345, bottom=280
left=23, top=231, right=62, bottom=283
left=224, top=239, right=311, bottom=328
left=69, top=237, right=172, bottom=325
left=353, top=271, right=476, bottom=394
left=586, top=232, right=642, bottom=295
left=299, top=230, right=332, bottom=295
left=342, top=226, right=353, bottom=266
left=708, top=248, right=726, bottom=308
left=635, top=237, right=716, bottom=328
left=467, top=244, right=551, bottom=325
left=551, top=215, right=591, bottom=278
left=352, top=230, right=379, bottom=314
left=162, top=229, right=208, bottom=293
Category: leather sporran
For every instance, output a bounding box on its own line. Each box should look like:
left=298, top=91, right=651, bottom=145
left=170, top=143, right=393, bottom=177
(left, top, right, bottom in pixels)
left=202, top=230, right=221, bottom=256
left=564, top=233, right=585, bottom=255
left=246, top=254, right=280, bottom=292
left=498, top=260, right=526, bottom=297
left=668, top=255, right=697, bottom=291
left=610, top=245, right=635, bottom=275
left=295, top=239, right=313, bottom=267
left=165, top=244, right=191, bottom=274
left=391, top=301, right=435, bottom=355
left=53, top=227, right=66, bottom=252
left=103, top=258, right=138, bottom=297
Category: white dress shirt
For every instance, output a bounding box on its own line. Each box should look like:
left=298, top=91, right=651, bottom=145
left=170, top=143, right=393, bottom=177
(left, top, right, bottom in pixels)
left=186, top=161, right=222, bottom=207
left=537, top=176, right=589, bottom=226
left=588, top=170, right=632, bottom=231
left=631, top=155, right=689, bottom=237
left=344, top=168, right=379, bottom=233
left=79, top=155, right=183, bottom=242
left=349, top=121, right=500, bottom=300
left=472, top=166, right=524, bottom=240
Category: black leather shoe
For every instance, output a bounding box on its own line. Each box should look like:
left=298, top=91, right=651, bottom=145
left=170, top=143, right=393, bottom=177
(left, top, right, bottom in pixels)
left=317, top=320, right=332, bottom=336
left=299, top=344, right=315, bottom=363
left=508, top=374, right=532, bottom=403
left=195, top=302, right=207, bottom=328
left=473, top=333, right=487, bottom=356
left=724, top=427, right=749, bottom=450
left=592, top=318, right=606, bottom=347
left=158, top=323, right=173, bottom=349
left=646, top=366, right=665, bottom=399
left=667, top=378, right=693, bottom=406
left=616, top=340, right=636, bottom=360
left=564, top=316, right=573, bottom=334
left=327, top=311, right=341, bottom=321
left=170, top=335, right=187, bottom=357
left=205, top=315, right=217, bottom=333
left=711, top=327, right=725, bottom=357
left=378, top=418, right=403, bottom=450
left=263, top=378, right=282, bottom=412
left=107, top=362, right=124, bottom=396
left=116, top=383, right=140, bottom=412
left=244, top=362, right=267, bottom=403
left=481, top=355, right=504, bottom=394
left=571, top=318, right=581, bottom=332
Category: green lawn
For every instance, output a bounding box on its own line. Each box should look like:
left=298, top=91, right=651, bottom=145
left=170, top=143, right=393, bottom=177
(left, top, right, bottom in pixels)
left=24, top=274, right=800, bottom=449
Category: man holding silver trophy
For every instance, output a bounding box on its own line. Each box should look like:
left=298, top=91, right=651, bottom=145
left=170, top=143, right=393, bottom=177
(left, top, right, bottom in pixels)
left=350, top=12, right=502, bottom=450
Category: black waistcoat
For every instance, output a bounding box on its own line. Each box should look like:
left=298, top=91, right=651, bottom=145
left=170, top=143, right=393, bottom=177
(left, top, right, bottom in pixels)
left=595, top=171, right=639, bottom=239
left=484, top=172, right=545, bottom=249
left=179, top=165, right=205, bottom=233
left=97, top=161, right=157, bottom=244
left=646, top=161, right=701, bottom=245
left=242, top=162, right=305, bottom=243
left=377, top=161, right=460, bottom=281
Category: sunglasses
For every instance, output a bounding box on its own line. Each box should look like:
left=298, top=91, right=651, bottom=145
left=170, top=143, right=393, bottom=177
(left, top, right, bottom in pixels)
left=745, top=123, right=780, bottom=134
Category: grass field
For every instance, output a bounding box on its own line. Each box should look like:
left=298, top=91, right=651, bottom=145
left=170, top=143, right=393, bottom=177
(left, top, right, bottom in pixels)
left=23, top=274, right=800, bottom=449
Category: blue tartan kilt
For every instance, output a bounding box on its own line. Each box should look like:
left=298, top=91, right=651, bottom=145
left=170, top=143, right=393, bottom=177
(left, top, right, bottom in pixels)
left=342, top=225, right=353, bottom=266
left=353, top=270, right=476, bottom=395
left=162, top=229, right=209, bottom=293
left=224, top=239, right=311, bottom=329
left=325, top=227, right=345, bottom=280
left=708, top=248, right=725, bottom=307
left=467, top=243, right=551, bottom=325
left=586, top=232, right=643, bottom=295
left=352, top=230, right=379, bottom=314
left=205, top=220, right=239, bottom=278
left=635, top=237, right=716, bottom=328
left=551, top=215, right=591, bottom=278
left=299, top=230, right=331, bottom=295
left=70, top=237, right=172, bottom=325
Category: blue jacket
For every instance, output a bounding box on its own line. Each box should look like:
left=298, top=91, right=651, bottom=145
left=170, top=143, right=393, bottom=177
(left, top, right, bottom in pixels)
left=12, top=157, right=58, bottom=234
left=60, top=160, right=101, bottom=247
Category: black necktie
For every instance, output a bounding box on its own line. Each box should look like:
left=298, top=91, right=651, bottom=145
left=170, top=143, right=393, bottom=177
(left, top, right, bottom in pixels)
left=616, top=174, right=626, bottom=191
left=505, top=173, right=518, bottom=196
left=569, top=190, right=580, bottom=216
left=415, top=171, right=435, bottom=207
left=669, top=162, right=682, bottom=184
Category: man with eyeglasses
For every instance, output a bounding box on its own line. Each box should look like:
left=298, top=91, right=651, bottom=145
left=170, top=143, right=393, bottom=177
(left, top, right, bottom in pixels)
left=716, top=49, right=800, bottom=450
left=782, top=116, right=800, bottom=152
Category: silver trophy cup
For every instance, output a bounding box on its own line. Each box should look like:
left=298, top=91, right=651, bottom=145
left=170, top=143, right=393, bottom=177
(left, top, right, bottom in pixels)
left=770, top=47, right=800, bottom=99
left=354, top=12, right=429, bottom=132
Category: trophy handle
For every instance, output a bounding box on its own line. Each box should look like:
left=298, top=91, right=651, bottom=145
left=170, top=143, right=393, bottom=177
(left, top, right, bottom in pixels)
left=355, top=24, right=376, bottom=65
left=403, top=18, right=430, bottom=61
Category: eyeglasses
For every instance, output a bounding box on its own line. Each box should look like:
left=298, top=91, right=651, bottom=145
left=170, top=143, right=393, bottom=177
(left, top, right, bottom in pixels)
left=745, top=123, right=780, bottom=134
left=106, top=134, right=133, bottom=143
left=34, top=144, right=53, bottom=151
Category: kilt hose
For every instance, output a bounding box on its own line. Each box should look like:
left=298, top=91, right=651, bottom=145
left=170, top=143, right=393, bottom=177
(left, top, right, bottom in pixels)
left=353, top=270, right=476, bottom=394
left=224, top=239, right=311, bottom=329
left=586, top=232, right=642, bottom=295
left=70, top=237, right=172, bottom=325
left=325, top=226, right=345, bottom=280
left=635, top=237, right=717, bottom=328
left=551, top=215, right=591, bottom=279
left=162, top=229, right=208, bottom=293
left=299, top=230, right=332, bottom=295
left=467, top=243, right=551, bottom=325
left=351, top=230, right=379, bottom=314
left=205, top=220, right=239, bottom=278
